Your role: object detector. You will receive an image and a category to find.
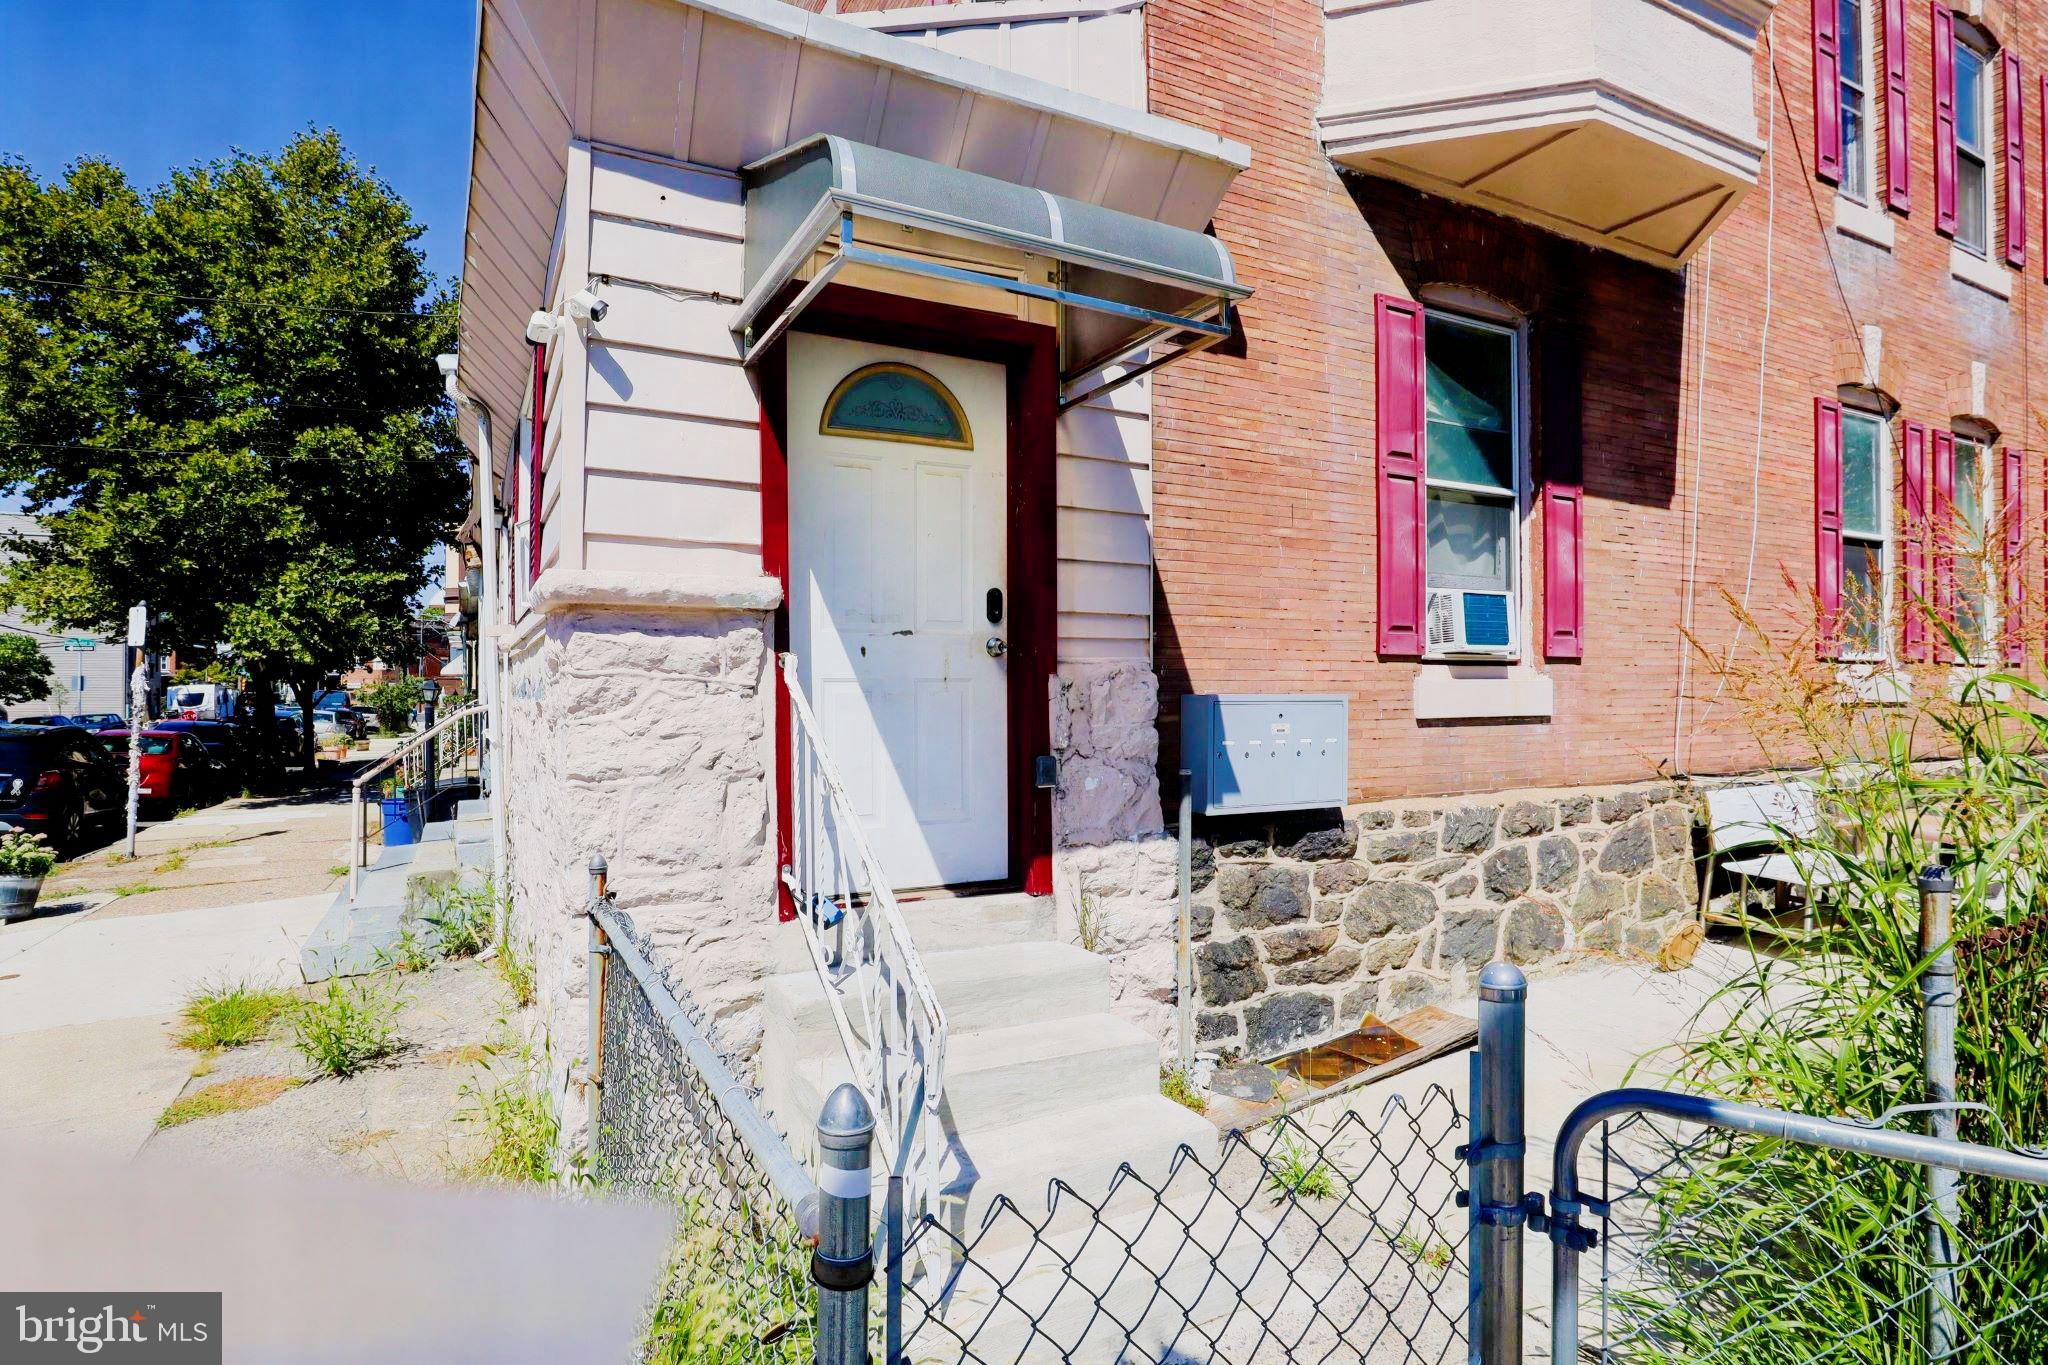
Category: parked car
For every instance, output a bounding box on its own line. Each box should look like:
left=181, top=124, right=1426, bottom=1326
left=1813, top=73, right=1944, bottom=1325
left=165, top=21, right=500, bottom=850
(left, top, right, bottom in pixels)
left=166, top=682, right=238, bottom=720
left=13, top=715, right=77, bottom=727
left=69, top=713, right=127, bottom=732
left=98, top=729, right=231, bottom=811
left=0, top=725, right=124, bottom=847
left=151, top=719, right=263, bottom=785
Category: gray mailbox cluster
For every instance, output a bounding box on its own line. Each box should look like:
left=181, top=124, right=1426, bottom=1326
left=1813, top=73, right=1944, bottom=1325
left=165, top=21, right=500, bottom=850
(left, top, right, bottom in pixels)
left=1180, top=694, right=1348, bottom=816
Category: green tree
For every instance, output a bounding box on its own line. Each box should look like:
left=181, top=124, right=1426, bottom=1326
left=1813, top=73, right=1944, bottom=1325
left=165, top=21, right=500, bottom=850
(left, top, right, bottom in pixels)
left=0, top=635, right=53, bottom=708
left=0, top=131, right=466, bottom=774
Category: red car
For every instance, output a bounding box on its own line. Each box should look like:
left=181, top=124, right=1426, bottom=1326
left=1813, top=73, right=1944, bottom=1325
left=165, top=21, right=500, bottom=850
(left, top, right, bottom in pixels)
left=97, top=729, right=229, bottom=811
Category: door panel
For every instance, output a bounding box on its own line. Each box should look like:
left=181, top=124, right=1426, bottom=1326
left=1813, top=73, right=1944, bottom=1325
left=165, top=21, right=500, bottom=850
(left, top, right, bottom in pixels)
left=788, top=334, right=1009, bottom=890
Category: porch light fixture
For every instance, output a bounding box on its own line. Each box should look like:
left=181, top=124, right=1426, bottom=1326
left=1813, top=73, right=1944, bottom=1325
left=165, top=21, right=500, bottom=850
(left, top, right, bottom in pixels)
left=735, top=136, right=1249, bottom=411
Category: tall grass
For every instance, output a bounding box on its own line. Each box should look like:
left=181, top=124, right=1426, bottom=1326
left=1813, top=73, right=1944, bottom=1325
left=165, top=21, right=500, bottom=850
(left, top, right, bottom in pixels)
left=1631, top=596, right=2048, bottom=1359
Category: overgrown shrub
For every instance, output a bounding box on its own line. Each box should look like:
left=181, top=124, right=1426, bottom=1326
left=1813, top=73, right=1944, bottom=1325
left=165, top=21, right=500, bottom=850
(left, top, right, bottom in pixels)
left=1632, top=604, right=2048, bottom=1358
left=356, top=677, right=423, bottom=734
left=456, top=1057, right=561, bottom=1184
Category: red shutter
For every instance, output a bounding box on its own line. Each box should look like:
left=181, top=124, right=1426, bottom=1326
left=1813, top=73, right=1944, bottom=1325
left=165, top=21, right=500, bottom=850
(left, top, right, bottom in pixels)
left=1542, top=324, right=1584, bottom=660
left=1934, top=4, right=1958, bottom=234
left=1814, top=0, right=1844, bottom=183
left=528, top=340, right=547, bottom=587
left=1886, top=0, right=1912, bottom=210
left=1933, top=428, right=1957, bottom=641
left=1815, top=397, right=1845, bottom=659
left=2003, top=447, right=2025, bottom=664
left=2004, top=53, right=2027, bottom=268
left=1375, top=295, right=1428, bottom=657
left=1902, top=420, right=1930, bottom=661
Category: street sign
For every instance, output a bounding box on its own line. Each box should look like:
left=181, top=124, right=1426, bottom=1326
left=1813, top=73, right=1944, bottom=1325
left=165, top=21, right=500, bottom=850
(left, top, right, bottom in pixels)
left=126, top=602, right=148, bottom=648
left=61, top=638, right=95, bottom=652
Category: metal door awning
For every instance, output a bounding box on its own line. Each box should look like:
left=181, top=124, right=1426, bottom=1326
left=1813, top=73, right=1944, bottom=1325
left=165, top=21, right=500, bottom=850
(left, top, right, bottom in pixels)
left=736, top=135, right=1248, bottom=410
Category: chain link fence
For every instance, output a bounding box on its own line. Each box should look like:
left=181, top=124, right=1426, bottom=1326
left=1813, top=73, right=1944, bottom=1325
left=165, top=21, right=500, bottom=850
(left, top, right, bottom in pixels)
left=893, top=1086, right=1470, bottom=1363
left=588, top=892, right=821, bottom=1363
left=1557, top=1106, right=2048, bottom=1364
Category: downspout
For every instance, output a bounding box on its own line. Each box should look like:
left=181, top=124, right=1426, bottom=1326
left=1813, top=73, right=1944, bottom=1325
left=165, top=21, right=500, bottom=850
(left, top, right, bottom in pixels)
left=475, top=405, right=507, bottom=898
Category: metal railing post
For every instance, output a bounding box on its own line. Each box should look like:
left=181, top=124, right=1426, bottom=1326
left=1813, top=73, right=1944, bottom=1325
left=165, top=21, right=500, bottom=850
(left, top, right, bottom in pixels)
left=814, top=1083, right=874, bottom=1365
left=1919, top=864, right=1959, bottom=1362
left=1176, top=767, right=1194, bottom=1069
left=1470, top=962, right=1527, bottom=1365
left=586, top=853, right=611, bottom=1163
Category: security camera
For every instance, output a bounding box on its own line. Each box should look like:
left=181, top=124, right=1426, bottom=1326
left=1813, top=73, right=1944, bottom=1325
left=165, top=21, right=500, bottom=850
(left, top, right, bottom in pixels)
left=564, top=288, right=608, bottom=325
left=524, top=310, right=557, bottom=345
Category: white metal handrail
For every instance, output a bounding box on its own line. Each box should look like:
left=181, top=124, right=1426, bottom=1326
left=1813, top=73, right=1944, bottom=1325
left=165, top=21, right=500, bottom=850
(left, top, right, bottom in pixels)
left=778, top=652, right=950, bottom=1231
left=348, top=700, right=486, bottom=901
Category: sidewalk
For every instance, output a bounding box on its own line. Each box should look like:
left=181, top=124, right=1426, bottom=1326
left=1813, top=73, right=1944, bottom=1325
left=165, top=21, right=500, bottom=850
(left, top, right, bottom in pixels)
left=0, top=781, right=360, bottom=1158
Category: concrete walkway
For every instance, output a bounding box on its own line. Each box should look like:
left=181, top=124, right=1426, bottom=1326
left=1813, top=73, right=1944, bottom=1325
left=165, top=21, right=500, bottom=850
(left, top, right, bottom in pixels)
left=0, top=783, right=355, bottom=1159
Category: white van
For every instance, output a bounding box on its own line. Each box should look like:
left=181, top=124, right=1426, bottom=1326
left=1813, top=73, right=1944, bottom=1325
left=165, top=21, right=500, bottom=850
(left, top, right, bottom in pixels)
left=167, top=682, right=237, bottom=720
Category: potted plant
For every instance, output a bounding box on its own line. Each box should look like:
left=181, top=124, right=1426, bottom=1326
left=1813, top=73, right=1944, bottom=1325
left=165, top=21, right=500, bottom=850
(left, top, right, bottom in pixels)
left=0, top=830, right=57, bottom=922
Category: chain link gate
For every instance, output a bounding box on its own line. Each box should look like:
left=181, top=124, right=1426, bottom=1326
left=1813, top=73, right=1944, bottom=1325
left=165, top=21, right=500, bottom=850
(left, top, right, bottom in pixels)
left=585, top=849, right=2048, bottom=1363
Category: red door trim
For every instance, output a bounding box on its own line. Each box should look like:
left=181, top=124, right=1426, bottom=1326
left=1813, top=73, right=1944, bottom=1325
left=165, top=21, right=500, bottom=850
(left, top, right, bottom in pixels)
left=761, top=283, right=1057, bottom=917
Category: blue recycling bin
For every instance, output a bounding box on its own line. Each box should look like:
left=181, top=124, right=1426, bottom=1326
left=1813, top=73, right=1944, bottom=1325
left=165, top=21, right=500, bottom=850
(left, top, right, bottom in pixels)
left=380, top=794, right=416, bottom=847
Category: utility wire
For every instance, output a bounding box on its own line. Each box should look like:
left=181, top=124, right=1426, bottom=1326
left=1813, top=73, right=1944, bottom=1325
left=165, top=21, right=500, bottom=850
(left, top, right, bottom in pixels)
left=0, top=271, right=444, bottom=321
left=1, top=440, right=460, bottom=463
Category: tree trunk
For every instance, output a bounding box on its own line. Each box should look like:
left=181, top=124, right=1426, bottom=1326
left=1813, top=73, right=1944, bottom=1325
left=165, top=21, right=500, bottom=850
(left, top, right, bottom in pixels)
left=291, top=672, right=319, bottom=771
left=246, top=666, right=280, bottom=790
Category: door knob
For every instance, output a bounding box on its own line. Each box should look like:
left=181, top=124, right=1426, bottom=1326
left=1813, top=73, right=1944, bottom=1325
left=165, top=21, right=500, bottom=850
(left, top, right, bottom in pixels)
left=985, top=636, right=1008, bottom=658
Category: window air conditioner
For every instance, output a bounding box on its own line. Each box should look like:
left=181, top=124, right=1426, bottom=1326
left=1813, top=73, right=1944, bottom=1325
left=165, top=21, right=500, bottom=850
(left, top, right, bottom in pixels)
left=1425, top=589, right=1515, bottom=658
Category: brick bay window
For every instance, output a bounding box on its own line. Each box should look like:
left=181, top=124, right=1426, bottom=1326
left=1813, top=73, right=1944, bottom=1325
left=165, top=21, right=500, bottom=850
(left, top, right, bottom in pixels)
left=1421, top=310, right=1522, bottom=660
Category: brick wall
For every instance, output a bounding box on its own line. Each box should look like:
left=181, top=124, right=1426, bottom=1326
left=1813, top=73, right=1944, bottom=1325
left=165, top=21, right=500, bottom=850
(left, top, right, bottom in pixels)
left=1146, top=0, right=2045, bottom=801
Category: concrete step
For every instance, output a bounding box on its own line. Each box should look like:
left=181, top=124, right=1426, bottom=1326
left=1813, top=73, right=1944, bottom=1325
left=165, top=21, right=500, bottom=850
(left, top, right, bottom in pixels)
left=771, top=1011, right=1157, bottom=1144
left=761, top=941, right=1110, bottom=1059
left=456, top=797, right=488, bottom=821
left=937, top=1093, right=1217, bottom=1236
left=769, top=891, right=1054, bottom=972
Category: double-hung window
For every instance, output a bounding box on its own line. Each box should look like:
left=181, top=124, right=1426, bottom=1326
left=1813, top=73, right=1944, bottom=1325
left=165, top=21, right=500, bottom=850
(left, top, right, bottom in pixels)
left=1951, top=433, right=1994, bottom=657
left=1954, top=35, right=1991, bottom=255
left=1839, top=409, right=1889, bottom=657
left=1422, top=311, right=1521, bottom=658
left=1837, top=0, right=1873, bottom=202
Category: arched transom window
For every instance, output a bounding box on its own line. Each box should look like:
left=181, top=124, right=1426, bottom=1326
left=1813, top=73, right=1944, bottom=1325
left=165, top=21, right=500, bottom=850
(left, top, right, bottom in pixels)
left=819, top=363, right=972, bottom=449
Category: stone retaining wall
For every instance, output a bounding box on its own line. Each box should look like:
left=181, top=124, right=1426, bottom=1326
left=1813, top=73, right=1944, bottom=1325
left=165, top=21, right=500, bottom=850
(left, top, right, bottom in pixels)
left=1189, top=783, right=1700, bottom=1059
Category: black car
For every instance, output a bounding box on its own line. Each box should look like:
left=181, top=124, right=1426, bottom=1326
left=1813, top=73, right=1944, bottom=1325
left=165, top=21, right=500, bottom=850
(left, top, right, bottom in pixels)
left=153, top=719, right=264, bottom=784
left=0, top=725, right=125, bottom=847
left=69, top=713, right=128, bottom=732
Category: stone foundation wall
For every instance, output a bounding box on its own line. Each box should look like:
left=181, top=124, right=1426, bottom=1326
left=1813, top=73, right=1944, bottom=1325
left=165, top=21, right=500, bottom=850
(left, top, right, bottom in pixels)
left=1191, top=783, right=1700, bottom=1059
left=501, top=599, right=778, bottom=1141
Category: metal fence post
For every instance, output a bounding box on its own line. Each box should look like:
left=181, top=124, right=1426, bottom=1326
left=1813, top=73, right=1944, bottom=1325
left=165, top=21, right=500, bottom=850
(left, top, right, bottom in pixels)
left=814, top=1083, right=874, bottom=1365
left=1469, top=962, right=1527, bottom=1365
left=585, top=853, right=611, bottom=1163
left=1919, top=864, right=1959, bottom=1362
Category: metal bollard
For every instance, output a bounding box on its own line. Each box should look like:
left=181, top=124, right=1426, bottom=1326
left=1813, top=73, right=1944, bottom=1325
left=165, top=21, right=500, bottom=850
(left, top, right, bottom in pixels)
left=1919, top=864, right=1959, bottom=1362
left=1468, top=962, right=1527, bottom=1365
left=585, top=853, right=611, bottom=1160
left=814, top=1083, right=874, bottom=1365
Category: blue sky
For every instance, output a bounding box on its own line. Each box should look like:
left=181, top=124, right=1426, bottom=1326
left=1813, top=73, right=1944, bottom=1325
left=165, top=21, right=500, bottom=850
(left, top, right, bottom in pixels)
left=0, top=0, right=477, bottom=286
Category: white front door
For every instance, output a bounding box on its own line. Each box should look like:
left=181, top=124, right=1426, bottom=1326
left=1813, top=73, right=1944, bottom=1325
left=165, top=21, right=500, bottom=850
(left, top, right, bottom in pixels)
left=788, top=333, right=1010, bottom=890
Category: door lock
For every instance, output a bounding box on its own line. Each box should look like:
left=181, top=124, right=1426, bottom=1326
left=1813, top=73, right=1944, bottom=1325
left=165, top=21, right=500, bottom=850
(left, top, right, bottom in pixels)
left=985, top=636, right=1008, bottom=658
